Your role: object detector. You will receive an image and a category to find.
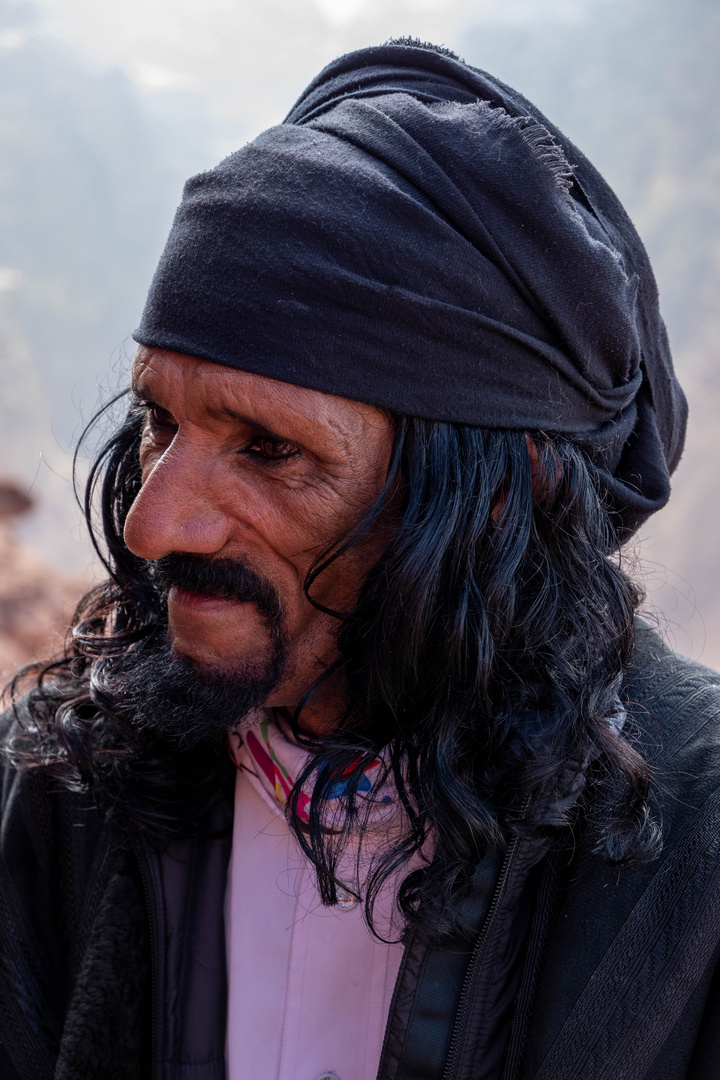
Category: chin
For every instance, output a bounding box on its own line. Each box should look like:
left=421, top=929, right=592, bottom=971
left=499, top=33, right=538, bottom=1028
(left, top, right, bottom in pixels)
left=170, top=641, right=267, bottom=679
left=111, top=632, right=288, bottom=745
left=167, top=613, right=278, bottom=668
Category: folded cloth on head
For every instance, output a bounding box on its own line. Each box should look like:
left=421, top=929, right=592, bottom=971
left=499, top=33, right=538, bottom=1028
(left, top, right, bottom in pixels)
left=135, top=40, right=687, bottom=535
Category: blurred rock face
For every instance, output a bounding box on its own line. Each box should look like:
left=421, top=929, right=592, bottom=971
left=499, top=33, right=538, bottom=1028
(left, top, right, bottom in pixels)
left=0, top=476, right=87, bottom=684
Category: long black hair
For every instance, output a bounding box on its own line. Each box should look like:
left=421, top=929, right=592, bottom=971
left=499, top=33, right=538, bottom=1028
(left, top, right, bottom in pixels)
left=6, top=394, right=660, bottom=933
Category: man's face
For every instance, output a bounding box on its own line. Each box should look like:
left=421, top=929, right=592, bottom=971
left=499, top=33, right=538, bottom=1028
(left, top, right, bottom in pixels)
left=124, top=347, right=395, bottom=725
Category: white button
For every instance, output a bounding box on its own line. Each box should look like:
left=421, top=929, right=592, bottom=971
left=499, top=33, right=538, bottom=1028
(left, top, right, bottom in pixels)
left=316, top=1074, right=341, bottom=1080
left=335, top=887, right=359, bottom=911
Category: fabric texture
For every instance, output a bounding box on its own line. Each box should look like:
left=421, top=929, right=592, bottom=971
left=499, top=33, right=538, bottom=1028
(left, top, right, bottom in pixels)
left=3, top=627, right=720, bottom=1079
left=233, top=710, right=393, bottom=825
left=54, top=851, right=150, bottom=1080
left=134, top=40, right=687, bottom=534
left=225, top=735, right=405, bottom=1080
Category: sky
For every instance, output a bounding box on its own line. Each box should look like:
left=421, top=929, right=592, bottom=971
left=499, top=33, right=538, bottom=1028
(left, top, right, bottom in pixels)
left=33, top=0, right=611, bottom=146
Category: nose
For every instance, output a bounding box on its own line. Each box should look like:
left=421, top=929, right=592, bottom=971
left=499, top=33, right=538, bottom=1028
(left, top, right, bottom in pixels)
left=123, top=440, right=231, bottom=561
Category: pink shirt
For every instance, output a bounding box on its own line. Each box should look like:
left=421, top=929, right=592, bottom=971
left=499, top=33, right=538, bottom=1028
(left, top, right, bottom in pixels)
left=225, top=720, right=407, bottom=1080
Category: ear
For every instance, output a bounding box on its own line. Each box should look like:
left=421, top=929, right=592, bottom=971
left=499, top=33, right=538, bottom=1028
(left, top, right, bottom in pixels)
left=491, top=434, right=559, bottom=523
left=525, top=433, right=561, bottom=506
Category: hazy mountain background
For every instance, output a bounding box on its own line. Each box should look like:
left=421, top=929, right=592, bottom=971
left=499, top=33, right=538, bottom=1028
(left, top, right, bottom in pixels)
left=1, top=0, right=719, bottom=668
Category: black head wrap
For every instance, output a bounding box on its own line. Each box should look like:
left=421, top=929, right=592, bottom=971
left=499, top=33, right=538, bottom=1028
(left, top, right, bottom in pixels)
left=134, top=40, right=687, bottom=534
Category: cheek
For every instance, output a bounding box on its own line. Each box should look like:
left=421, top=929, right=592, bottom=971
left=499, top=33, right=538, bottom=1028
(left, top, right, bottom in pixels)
left=240, top=449, right=394, bottom=615
left=302, top=531, right=386, bottom=612
left=239, top=482, right=352, bottom=564
left=268, top=496, right=393, bottom=615
left=137, top=431, right=166, bottom=479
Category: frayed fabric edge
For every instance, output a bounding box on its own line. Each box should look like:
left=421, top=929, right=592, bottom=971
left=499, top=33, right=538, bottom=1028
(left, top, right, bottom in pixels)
left=514, top=117, right=575, bottom=197
left=384, top=36, right=465, bottom=64
left=467, top=100, right=577, bottom=204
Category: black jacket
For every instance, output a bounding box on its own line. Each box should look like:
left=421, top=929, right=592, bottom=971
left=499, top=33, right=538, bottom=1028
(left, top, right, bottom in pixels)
left=2, top=625, right=720, bottom=1080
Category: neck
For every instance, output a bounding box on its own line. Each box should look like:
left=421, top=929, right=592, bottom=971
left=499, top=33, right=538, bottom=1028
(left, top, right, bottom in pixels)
left=267, top=668, right=349, bottom=738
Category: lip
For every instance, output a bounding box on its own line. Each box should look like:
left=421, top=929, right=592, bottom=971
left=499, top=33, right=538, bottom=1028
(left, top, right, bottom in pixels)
left=169, top=586, right=247, bottom=612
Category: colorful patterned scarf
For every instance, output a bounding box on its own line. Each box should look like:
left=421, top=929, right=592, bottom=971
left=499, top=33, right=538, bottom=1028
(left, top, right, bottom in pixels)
left=231, top=712, right=393, bottom=826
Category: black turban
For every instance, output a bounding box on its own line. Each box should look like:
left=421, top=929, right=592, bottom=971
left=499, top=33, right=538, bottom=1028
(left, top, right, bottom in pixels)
left=134, top=40, right=687, bottom=535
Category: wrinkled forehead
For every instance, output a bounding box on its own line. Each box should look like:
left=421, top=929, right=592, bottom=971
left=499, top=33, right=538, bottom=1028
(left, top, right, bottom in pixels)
left=131, top=346, right=393, bottom=453
left=131, top=346, right=311, bottom=410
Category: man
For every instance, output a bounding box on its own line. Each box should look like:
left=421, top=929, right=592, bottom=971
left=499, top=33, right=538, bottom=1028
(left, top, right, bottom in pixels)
left=1, top=38, right=719, bottom=1080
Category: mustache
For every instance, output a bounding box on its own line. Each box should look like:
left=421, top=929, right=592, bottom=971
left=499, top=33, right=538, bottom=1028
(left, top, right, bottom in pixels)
left=151, top=553, right=283, bottom=624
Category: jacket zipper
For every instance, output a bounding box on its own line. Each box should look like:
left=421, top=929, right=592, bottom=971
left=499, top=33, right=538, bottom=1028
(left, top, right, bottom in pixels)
left=440, top=835, right=522, bottom=1080
left=136, top=846, right=161, bottom=1080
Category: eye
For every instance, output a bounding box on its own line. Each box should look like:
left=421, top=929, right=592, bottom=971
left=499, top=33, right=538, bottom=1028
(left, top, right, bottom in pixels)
left=243, top=435, right=300, bottom=462
left=141, top=402, right=177, bottom=432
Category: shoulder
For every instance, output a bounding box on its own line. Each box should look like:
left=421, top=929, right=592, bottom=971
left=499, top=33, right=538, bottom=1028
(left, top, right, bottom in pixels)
left=624, top=620, right=720, bottom=742
left=1, top=693, right=59, bottom=826
left=623, top=621, right=720, bottom=839
left=0, top=696, right=54, bottom=853
left=522, top=627, right=720, bottom=1077
left=0, top=693, right=106, bottom=886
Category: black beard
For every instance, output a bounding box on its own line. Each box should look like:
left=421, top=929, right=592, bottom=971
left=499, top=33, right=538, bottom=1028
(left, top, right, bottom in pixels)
left=111, top=553, right=287, bottom=746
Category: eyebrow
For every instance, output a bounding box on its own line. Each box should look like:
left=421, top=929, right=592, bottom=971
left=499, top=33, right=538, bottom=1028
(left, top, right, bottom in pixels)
left=215, top=407, right=287, bottom=442
left=130, top=384, right=295, bottom=443
left=130, top=383, right=152, bottom=402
